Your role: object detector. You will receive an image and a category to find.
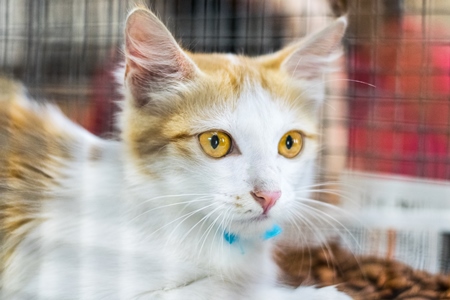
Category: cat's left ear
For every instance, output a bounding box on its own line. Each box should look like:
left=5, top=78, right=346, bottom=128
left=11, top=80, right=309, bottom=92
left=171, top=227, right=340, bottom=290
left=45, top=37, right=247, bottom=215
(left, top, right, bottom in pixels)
left=278, top=17, right=347, bottom=81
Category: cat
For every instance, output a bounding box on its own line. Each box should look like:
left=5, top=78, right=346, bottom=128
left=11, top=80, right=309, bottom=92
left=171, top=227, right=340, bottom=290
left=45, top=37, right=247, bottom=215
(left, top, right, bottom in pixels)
left=0, top=6, right=352, bottom=300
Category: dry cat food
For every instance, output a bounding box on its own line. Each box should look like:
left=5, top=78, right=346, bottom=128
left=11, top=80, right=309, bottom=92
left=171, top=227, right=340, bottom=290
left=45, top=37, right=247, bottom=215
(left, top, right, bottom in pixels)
left=276, top=243, right=450, bottom=299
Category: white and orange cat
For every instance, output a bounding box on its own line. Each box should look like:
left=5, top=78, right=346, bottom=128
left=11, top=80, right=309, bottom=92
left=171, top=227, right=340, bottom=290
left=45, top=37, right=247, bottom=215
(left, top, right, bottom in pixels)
left=0, top=6, right=351, bottom=300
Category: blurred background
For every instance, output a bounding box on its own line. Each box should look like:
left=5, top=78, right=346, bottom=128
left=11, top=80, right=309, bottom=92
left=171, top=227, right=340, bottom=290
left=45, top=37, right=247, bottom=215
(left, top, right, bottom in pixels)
left=0, top=0, right=449, bottom=274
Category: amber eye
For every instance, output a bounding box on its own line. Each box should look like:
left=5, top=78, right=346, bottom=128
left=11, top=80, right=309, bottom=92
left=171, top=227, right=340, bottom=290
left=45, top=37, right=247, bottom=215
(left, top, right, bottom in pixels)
left=198, top=131, right=232, bottom=158
left=278, top=131, right=303, bottom=158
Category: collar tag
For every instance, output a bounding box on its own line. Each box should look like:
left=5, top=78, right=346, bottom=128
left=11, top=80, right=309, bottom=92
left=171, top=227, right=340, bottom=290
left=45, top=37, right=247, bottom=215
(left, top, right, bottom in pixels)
left=223, top=231, right=238, bottom=245
left=262, top=224, right=282, bottom=240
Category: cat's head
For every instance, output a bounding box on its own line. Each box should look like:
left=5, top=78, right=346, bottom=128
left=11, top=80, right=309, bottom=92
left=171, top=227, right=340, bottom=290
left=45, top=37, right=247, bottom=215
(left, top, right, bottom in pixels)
left=121, top=7, right=346, bottom=238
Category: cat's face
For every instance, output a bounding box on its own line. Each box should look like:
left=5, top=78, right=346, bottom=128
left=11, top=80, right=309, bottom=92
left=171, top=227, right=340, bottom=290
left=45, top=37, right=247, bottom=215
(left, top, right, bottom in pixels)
left=121, top=7, right=346, bottom=237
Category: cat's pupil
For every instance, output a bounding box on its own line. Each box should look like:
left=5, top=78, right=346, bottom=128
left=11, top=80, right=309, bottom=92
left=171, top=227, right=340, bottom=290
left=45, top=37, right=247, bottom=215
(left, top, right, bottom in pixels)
left=210, top=135, right=219, bottom=149
left=286, top=135, right=293, bottom=150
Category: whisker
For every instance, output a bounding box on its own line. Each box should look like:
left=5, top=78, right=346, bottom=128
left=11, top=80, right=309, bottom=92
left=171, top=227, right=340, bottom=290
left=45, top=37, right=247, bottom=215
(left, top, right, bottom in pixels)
left=197, top=208, right=226, bottom=260
left=127, top=197, right=212, bottom=224
left=290, top=209, right=337, bottom=270
left=142, top=202, right=217, bottom=243
left=292, top=203, right=365, bottom=279
left=295, top=78, right=376, bottom=104
left=217, top=208, right=232, bottom=278
left=164, top=203, right=219, bottom=244
left=284, top=214, right=314, bottom=279
left=179, top=204, right=226, bottom=246
left=137, top=193, right=213, bottom=206
left=294, top=197, right=360, bottom=223
left=292, top=200, right=361, bottom=249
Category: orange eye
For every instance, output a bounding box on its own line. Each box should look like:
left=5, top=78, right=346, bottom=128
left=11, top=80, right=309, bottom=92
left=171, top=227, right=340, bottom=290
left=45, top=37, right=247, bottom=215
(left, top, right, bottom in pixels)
left=278, top=131, right=303, bottom=158
left=198, top=131, right=232, bottom=158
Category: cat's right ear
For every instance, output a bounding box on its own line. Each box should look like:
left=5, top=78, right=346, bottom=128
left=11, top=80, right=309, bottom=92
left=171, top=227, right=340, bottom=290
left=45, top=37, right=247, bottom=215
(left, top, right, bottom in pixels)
left=124, top=8, right=198, bottom=107
left=280, top=16, right=347, bottom=81
left=258, top=17, right=346, bottom=83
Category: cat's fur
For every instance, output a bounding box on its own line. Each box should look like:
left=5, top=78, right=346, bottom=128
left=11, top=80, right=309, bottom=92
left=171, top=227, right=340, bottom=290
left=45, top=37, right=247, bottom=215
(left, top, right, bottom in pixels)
left=0, top=6, right=351, bottom=300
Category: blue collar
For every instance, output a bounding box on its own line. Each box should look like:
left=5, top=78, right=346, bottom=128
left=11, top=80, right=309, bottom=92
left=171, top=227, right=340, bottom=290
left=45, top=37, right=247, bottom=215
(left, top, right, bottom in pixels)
left=223, top=224, right=282, bottom=245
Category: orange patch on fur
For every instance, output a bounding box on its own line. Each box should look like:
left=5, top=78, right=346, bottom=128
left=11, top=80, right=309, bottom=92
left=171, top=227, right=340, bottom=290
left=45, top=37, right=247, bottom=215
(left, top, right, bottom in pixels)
left=123, top=50, right=316, bottom=170
left=0, top=78, right=74, bottom=273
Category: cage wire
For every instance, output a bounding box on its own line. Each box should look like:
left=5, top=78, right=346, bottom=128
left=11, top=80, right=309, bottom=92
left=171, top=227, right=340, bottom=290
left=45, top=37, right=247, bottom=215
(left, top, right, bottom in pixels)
left=0, top=0, right=333, bottom=133
left=342, top=0, right=450, bottom=274
left=346, top=0, right=450, bottom=181
left=0, top=0, right=449, bottom=194
left=2, top=0, right=449, bottom=182
left=1, top=0, right=450, bottom=272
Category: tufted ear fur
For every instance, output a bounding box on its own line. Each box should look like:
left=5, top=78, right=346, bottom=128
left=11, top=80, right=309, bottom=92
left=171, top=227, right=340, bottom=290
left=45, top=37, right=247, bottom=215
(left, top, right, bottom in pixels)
left=281, top=16, right=347, bottom=81
left=124, top=7, right=198, bottom=108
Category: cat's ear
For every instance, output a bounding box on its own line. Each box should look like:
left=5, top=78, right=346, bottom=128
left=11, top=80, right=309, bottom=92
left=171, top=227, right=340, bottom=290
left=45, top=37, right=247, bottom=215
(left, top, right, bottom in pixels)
left=280, top=17, right=347, bottom=81
left=124, top=7, right=198, bottom=107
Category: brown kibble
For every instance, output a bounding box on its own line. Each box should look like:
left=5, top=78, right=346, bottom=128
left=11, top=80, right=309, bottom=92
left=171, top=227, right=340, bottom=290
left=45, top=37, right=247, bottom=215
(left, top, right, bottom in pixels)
left=437, top=275, right=450, bottom=290
left=316, top=266, right=336, bottom=284
left=275, top=243, right=450, bottom=299
left=362, top=264, right=384, bottom=281
left=365, top=293, right=383, bottom=300
left=347, top=279, right=369, bottom=290
left=417, top=290, right=439, bottom=298
left=420, top=278, right=438, bottom=291
left=334, top=250, right=358, bottom=268
left=385, top=277, right=414, bottom=291
left=315, top=250, right=334, bottom=264
left=377, top=272, right=388, bottom=287
left=412, top=270, right=429, bottom=281
left=397, top=285, right=420, bottom=298
left=388, top=261, right=409, bottom=276
left=377, top=289, right=394, bottom=298
left=345, top=270, right=364, bottom=280
left=441, top=289, right=450, bottom=298
left=360, top=284, right=376, bottom=294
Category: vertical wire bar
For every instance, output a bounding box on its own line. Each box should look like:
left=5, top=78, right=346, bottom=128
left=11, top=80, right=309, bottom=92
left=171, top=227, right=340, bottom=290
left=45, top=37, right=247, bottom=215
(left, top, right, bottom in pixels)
left=347, top=0, right=356, bottom=170
left=174, top=0, right=179, bottom=43
left=203, top=0, right=208, bottom=52
left=447, top=32, right=450, bottom=179
left=32, top=0, right=41, bottom=85
left=368, top=1, right=378, bottom=173
left=117, top=0, right=123, bottom=44
left=230, top=0, right=237, bottom=53
left=214, top=0, right=220, bottom=52
left=1, top=0, right=9, bottom=71
left=244, top=0, right=250, bottom=54
left=417, top=0, right=427, bottom=178
left=39, top=0, right=48, bottom=85
left=392, top=1, right=404, bottom=175
left=259, top=0, right=266, bottom=54
left=107, top=0, right=113, bottom=54
left=25, top=0, right=34, bottom=84
left=190, top=0, right=196, bottom=51
left=369, top=0, right=376, bottom=170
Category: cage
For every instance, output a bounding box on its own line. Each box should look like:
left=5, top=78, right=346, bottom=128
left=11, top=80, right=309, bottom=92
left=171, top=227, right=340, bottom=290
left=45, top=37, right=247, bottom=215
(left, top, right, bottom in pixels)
left=341, top=0, right=450, bottom=275
left=0, top=0, right=449, bottom=277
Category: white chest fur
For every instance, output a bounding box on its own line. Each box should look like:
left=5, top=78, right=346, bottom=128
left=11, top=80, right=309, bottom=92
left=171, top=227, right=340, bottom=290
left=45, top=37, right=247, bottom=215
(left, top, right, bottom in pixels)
left=2, top=142, right=280, bottom=299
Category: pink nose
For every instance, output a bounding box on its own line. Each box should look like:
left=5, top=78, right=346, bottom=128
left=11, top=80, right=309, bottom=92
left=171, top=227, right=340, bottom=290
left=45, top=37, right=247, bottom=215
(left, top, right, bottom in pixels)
left=251, top=190, right=281, bottom=214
